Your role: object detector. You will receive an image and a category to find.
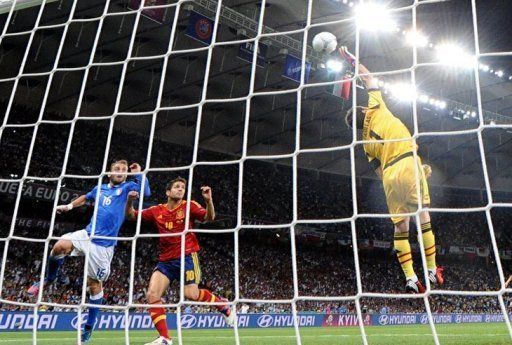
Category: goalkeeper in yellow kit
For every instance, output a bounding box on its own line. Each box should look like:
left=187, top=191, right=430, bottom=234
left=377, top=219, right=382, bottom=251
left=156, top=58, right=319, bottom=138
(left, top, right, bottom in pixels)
left=340, top=47, right=444, bottom=293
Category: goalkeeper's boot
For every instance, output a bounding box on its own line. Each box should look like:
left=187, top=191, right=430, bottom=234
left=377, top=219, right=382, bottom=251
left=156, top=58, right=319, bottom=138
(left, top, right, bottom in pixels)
left=144, top=336, right=173, bottom=345
left=405, top=279, right=425, bottom=294
left=429, top=267, right=444, bottom=285
left=80, top=325, right=93, bottom=344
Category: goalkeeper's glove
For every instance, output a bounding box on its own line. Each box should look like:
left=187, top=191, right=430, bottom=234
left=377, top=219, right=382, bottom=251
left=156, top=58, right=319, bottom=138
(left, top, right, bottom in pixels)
left=339, top=46, right=356, bottom=67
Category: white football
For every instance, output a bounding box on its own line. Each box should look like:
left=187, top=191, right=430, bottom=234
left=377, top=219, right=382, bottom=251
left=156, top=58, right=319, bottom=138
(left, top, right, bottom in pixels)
left=312, top=32, right=338, bottom=54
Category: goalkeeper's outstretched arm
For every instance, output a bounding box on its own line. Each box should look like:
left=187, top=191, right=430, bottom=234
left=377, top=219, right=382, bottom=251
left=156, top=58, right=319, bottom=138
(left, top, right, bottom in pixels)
left=339, top=46, right=378, bottom=90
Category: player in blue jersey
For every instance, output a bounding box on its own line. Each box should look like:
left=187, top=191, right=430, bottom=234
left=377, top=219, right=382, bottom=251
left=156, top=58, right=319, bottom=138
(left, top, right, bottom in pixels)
left=27, top=159, right=150, bottom=344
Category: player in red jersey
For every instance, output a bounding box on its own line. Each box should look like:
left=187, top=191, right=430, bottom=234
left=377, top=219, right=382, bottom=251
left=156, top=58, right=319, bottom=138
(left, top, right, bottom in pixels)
left=126, top=177, right=234, bottom=345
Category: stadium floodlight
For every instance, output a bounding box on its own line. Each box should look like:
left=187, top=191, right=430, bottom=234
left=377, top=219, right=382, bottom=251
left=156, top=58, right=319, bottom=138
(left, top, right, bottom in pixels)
left=418, top=94, right=429, bottom=103
left=436, top=43, right=476, bottom=69
left=479, top=64, right=490, bottom=72
left=390, top=83, right=416, bottom=102
left=406, top=30, right=428, bottom=47
left=355, top=3, right=396, bottom=32
left=326, top=59, right=344, bottom=72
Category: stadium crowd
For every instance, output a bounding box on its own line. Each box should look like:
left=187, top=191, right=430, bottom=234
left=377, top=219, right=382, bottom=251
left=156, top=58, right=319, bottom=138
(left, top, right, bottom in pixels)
left=0, top=228, right=507, bottom=315
left=0, top=103, right=511, bottom=316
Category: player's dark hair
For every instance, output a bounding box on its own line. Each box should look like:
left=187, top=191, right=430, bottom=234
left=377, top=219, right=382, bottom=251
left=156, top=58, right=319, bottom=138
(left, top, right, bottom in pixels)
left=345, top=106, right=366, bottom=129
left=110, top=159, right=128, bottom=170
left=166, top=177, right=187, bottom=190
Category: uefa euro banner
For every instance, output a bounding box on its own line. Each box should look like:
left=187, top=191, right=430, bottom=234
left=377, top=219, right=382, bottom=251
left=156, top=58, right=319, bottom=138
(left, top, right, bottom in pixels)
left=1, top=312, right=511, bottom=332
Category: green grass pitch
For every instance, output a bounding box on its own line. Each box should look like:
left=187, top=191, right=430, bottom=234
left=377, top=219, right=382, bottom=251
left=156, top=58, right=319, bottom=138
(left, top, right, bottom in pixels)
left=0, top=323, right=510, bottom=344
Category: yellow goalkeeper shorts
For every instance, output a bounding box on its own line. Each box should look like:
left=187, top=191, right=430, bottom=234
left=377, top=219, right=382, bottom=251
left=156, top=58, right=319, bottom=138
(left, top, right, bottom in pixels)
left=382, top=152, right=431, bottom=224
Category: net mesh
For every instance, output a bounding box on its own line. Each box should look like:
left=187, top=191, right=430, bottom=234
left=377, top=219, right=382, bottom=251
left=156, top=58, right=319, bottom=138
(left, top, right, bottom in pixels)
left=0, top=0, right=511, bottom=344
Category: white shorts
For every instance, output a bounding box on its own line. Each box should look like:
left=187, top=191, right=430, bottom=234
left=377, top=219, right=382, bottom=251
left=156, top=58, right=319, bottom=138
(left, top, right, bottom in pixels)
left=62, top=229, right=114, bottom=282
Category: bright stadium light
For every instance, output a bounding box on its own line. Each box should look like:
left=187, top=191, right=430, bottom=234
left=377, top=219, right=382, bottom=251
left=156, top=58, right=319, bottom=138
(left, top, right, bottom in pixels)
left=479, top=64, right=489, bottom=72
left=496, top=70, right=504, bottom=77
left=406, top=30, right=428, bottom=47
left=355, top=3, right=396, bottom=32
left=436, top=43, right=476, bottom=69
left=390, top=83, right=416, bottom=102
left=326, top=59, right=344, bottom=72
left=418, top=94, right=429, bottom=103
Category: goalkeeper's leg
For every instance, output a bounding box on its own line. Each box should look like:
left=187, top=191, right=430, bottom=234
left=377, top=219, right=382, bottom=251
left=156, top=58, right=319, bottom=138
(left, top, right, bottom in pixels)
left=419, top=210, right=444, bottom=285
left=394, top=218, right=425, bottom=293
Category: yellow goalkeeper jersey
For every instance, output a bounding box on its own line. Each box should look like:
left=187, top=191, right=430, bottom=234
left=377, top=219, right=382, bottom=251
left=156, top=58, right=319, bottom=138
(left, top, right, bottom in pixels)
left=362, top=89, right=416, bottom=170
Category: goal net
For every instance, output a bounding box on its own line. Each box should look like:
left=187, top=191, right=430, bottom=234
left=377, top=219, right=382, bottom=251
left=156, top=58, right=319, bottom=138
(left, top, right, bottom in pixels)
left=0, top=0, right=511, bottom=344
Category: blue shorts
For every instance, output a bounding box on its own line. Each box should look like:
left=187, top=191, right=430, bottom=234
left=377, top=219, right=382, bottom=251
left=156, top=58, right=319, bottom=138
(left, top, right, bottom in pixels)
left=155, top=253, right=201, bottom=285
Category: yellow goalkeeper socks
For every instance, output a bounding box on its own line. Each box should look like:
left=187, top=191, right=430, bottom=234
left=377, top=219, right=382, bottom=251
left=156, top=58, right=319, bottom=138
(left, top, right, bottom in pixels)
left=394, top=232, right=415, bottom=280
left=421, top=222, right=437, bottom=270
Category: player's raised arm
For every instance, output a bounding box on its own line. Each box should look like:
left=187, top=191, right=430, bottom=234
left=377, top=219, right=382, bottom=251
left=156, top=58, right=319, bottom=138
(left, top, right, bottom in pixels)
left=126, top=162, right=151, bottom=197
left=339, top=46, right=379, bottom=90
left=56, top=184, right=100, bottom=214
left=55, top=194, right=88, bottom=214
left=201, top=186, right=215, bottom=221
left=125, top=191, right=139, bottom=220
